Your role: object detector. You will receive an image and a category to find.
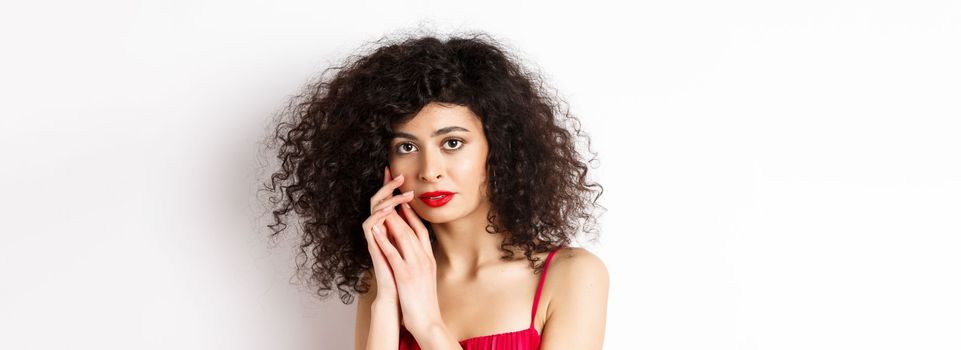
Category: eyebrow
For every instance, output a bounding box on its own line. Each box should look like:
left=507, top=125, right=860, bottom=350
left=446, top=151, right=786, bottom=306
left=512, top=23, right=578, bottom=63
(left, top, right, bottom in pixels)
left=391, top=126, right=470, bottom=140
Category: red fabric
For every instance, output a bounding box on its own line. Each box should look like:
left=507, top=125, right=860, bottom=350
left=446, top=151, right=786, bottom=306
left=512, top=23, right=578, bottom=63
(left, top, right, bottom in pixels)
left=398, top=246, right=562, bottom=350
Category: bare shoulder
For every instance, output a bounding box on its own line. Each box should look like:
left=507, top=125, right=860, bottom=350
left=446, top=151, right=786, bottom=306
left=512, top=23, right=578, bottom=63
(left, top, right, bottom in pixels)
left=539, top=246, right=609, bottom=348
left=543, top=246, right=610, bottom=311
left=548, top=246, right=609, bottom=284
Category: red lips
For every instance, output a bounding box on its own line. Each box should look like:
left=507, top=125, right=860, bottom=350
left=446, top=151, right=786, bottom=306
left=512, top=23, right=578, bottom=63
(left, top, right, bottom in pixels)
left=418, top=191, right=455, bottom=208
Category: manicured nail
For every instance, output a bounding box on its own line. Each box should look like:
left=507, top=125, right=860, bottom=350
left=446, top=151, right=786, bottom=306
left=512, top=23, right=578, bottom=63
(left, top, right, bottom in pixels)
left=404, top=191, right=414, bottom=196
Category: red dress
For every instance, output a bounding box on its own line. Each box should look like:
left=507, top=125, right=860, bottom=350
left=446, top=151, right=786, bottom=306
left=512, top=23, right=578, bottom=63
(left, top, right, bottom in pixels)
left=398, top=246, right=563, bottom=350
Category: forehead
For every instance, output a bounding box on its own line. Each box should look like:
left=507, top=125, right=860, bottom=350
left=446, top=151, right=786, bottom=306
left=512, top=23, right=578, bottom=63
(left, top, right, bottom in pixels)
left=392, top=102, right=482, bottom=132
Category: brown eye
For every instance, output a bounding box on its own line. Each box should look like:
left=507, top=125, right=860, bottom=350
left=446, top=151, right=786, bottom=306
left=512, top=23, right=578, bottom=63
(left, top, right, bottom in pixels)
left=444, top=139, right=464, bottom=150
left=395, top=143, right=416, bottom=154
left=394, top=139, right=463, bottom=154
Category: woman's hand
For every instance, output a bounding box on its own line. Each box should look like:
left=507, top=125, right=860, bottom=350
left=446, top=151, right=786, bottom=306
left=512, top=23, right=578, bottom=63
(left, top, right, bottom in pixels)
left=369, top=167, right=444, bottom=340
left=362, top=166, right=414, bottom=303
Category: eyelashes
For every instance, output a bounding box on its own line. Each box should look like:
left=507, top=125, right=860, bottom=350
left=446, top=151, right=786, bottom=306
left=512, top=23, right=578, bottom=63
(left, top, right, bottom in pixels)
left=394, top=138, right=465, bottom=155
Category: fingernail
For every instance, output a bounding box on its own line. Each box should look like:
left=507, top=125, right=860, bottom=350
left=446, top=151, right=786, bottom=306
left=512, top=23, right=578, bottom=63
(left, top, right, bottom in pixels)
left=393, top=174, right=404, bottom=181
left=380, top=206, right=392, bottom=212
left=373, top=226, right=381, bottom=235
left=404, top=191, right=414, bottom=196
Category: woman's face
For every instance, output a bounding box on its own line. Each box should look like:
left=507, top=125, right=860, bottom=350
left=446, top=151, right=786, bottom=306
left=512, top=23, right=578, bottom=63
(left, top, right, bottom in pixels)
left=388, top=102, right=490, bottom=224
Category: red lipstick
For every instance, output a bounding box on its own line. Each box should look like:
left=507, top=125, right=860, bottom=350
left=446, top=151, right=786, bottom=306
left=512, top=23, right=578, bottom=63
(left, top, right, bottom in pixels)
left=418, top=191, right=455, bottom=208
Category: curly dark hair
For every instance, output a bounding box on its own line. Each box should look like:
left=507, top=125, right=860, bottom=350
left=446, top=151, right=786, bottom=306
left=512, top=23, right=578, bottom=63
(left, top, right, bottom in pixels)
left=261, top=31, right=604, bottom=305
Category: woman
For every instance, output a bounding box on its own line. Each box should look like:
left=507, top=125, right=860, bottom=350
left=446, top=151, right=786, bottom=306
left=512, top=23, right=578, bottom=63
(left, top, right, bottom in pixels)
left=264, top=32, right=608, bottom=349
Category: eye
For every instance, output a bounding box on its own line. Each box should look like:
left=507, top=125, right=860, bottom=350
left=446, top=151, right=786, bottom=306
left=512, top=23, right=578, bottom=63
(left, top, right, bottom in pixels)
left=395, top=142, right=417, bottom=154
left=394, top=138, right=465, bottom=155
left=443, top=138, right=464, bottom=150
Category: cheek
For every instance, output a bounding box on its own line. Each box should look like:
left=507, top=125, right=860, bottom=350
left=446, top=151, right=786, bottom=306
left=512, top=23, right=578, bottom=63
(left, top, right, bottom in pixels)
left=453, top=153, right=488, bottom=193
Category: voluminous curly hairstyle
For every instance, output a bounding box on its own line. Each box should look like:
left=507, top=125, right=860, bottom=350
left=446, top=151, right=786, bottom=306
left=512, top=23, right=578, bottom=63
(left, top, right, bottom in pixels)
left=262, top=31, right=604, bottom=304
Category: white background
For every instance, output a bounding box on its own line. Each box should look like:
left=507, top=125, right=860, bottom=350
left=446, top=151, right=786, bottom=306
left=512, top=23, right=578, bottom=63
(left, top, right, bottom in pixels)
left=2, top=1, right=959, bottom=349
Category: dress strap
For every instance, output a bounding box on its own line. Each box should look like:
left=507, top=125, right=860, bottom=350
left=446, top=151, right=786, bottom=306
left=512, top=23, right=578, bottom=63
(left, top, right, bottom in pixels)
left=530, top=246, right=563, bottom=328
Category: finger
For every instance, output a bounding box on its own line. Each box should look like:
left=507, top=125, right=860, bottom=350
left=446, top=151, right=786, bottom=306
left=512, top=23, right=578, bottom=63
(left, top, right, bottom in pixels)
left=364, top=201, right=397, bottom=225
left=373, top=173, right=404, bottom=207
left=371, top=194, right=414, bottom=255
left=363, top=210, right=397, bottom=275
left=393, top=204, right=428, bottom=263
left=364, top=213, right=395, bottom=258
left=370, top=174, right=406, bottom=212
left=383, top=166, right=390, bottom=186
left=382, top=209, right=420, bottom=263
left=371, top=219, right=405, bottom=276
left=371, top=190, right=415, bottom=213
left=363, top=224, right=389, bottom=266
left=363, top=205, right=396, bottom=237
left=399, top=202, right=432, bottom=254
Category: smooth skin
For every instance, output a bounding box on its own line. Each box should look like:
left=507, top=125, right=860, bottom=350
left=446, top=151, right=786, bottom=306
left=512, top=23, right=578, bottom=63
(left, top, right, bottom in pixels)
left=355, top=102, right=609, bottom=349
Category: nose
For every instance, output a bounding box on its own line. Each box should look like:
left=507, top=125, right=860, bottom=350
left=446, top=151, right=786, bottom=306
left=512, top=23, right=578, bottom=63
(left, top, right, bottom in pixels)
left=418, top=149, right=443, bottom=183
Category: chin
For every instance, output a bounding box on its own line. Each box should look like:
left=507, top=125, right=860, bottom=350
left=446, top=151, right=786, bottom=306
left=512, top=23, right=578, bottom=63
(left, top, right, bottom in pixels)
left=413, top=206, right=461, bottom=224
left=417, top=212, right=454, bottom=224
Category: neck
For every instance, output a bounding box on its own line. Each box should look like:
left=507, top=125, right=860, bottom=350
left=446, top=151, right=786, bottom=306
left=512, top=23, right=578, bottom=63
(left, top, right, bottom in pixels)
left=430, top=202, right=511, bottom=278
